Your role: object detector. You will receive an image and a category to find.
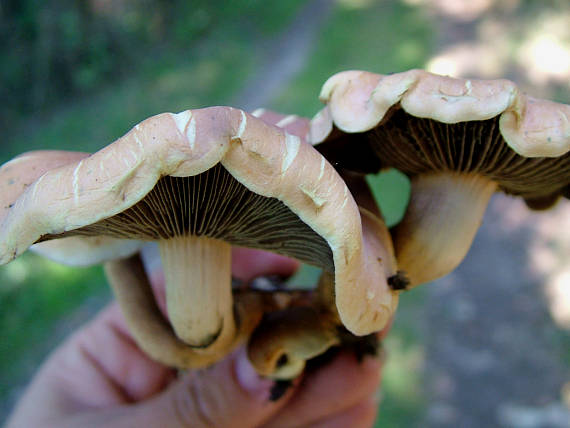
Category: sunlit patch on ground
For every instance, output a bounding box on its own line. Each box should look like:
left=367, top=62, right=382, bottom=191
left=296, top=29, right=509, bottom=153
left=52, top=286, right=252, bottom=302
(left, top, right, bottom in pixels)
left=545, top=270, right=570, bottom=330
left=517, top=13, right=570, bottom=85
left=402, top=0, right=497, bottom=21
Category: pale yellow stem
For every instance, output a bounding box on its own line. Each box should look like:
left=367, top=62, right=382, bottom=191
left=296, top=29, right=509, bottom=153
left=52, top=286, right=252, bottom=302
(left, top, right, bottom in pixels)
left=393, top=173, right=497, bottom=286
left=159, top=236, right=235, bottom=352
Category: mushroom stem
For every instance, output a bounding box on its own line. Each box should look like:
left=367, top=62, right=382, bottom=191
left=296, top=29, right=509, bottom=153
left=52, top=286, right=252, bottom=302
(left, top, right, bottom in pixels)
left=105, top=255, right=260, bottom=368
left=159, top=235, right=235, bottom=351
left=393, top=173, right=497, bottom=286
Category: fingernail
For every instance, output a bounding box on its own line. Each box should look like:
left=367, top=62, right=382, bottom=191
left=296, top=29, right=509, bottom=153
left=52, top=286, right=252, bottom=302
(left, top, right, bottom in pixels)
left=235, top=349, right=274, bottom=400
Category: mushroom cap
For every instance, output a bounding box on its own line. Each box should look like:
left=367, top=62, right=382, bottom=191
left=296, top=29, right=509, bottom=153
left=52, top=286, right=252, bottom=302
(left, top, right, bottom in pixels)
left=0, top=106, right=396, bottom=335
left=0, top=150, right=143, bottom=265
left=251, top=108, right=399, bottom=328
left=309, top=69, right=570, bottom=203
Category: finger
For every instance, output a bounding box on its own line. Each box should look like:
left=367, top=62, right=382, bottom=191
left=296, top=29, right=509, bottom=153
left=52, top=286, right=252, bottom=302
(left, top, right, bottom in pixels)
left=55, top=304, right=174, bottom=406
left=74, top=304, right=176, bottom=402
left=262, top=351, right=382, bottom=428
left=300, top=398, right=378, bottom=428
left=126, top=347, right=296, bottom=428
left=231, top=247, right=300, bottom=282
left=4, top=304, right=175, bottom=427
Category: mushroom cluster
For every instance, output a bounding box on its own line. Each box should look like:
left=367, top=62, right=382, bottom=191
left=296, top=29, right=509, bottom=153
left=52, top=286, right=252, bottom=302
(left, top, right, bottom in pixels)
left=3, top=69, right=567, bottom=382
left=309, top=69, right=570, bottom=286
left=0, top=106, right=398, bottom=375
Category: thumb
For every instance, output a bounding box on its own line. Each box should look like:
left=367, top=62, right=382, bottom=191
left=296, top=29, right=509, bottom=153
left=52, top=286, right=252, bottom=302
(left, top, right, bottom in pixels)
left=127, top=347, right=293, bottom=428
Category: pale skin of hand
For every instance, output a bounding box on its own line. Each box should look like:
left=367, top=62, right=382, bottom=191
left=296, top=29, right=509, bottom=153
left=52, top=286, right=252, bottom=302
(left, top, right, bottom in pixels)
left=6, top=248, right=384, bottom=428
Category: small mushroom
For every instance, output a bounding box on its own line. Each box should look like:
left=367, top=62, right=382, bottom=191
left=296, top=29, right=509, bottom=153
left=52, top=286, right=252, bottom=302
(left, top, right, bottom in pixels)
left=247, top=204, right=399, bottom=379
left=247, top=289, right=340, bottom=380
left=309, top=69, right=570, bottom=286
left=0, top=106, right=397, bottom=368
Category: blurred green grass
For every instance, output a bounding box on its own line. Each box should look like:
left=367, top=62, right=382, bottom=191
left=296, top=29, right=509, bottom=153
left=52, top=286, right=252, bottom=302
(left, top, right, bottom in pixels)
left=1, top=1, right=434, bottom=425
left=0, top=253, right=107, bottom=399
left=2, top=35, right=256, bottom=163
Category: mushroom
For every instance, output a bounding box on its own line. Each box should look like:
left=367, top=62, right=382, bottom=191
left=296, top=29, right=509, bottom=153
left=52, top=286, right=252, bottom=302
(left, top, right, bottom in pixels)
left=244, top=109, right=399, bottom=379
left=309, top=69, right=570, bottom=286
left=247, top=287, right=341, bottom=380
left=0, top=106, right=397, bottom=368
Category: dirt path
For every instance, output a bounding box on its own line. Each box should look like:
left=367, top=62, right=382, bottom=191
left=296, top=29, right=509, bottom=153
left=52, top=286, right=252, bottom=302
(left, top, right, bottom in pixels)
left=422, top=195, right=570, bottom=427
left=418, top=5, right=570, bottom=426
left=230, top=0, right=333, bottom=111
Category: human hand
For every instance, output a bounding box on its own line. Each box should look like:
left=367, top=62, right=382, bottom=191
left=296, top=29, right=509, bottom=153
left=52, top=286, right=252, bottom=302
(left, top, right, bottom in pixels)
left=6, top=247, right=384, bottom=428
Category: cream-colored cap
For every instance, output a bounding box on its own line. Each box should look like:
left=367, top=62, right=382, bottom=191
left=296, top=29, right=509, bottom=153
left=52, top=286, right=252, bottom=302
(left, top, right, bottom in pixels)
left=308, top=69, right=569, bottom=286
left=311, top=69, right=570, bottom=158
left=0, top=106, right=398, bottom=335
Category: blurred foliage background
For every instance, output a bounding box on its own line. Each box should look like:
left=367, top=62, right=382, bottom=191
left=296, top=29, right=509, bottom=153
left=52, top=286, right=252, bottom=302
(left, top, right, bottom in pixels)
left=1, top=0, right=569, bottom=426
